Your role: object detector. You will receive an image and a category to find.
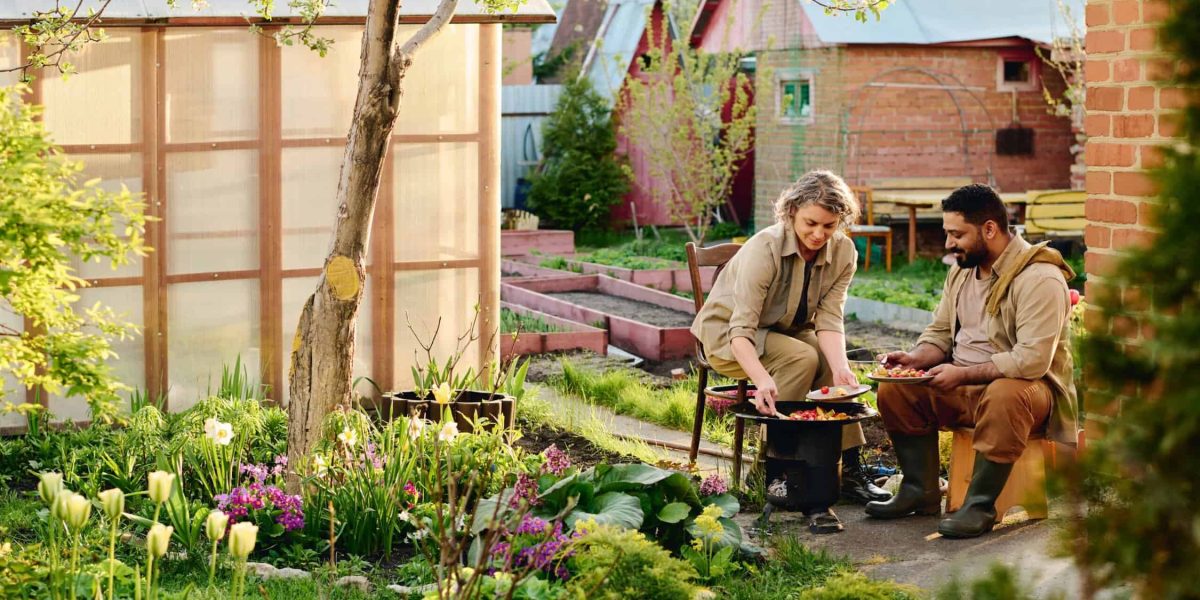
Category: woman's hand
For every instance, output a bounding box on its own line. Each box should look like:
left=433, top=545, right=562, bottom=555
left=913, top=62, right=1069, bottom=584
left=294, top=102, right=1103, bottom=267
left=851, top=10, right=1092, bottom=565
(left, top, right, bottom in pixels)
left=831, top=367, right=858, bottom=387
left=751, top=375, right=778, bottom=415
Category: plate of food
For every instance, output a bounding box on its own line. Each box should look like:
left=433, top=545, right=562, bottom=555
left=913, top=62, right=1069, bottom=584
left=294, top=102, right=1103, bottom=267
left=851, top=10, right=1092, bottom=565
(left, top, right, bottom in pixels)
left=805, top=384, right=871, bottom=401
left=783, top=406, right=854, bottom=421
left=867, top=365, right=934, bottom=384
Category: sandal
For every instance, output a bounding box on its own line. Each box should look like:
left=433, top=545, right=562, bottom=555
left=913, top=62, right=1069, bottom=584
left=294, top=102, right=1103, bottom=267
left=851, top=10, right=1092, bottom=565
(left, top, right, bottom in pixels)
left=806, top=508, right=844, bottom=534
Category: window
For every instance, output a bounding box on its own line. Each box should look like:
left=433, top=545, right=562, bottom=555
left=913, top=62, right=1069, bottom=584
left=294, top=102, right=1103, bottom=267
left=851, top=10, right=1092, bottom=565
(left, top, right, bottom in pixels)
left=996, top=51, right=1039, bottom=92
left=777, top=75, right=814, bottom=123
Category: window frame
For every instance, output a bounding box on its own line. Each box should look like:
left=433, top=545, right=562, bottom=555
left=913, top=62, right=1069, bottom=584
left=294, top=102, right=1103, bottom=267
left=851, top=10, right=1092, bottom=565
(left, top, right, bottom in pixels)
left=775, top=68, right=816, bottom=125
left=996, top=50, right=1040, bottom=93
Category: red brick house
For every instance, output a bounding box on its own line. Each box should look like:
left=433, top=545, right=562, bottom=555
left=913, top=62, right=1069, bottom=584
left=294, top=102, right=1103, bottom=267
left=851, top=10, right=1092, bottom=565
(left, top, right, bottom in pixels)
left=690, top=0, right=1082, bottom=229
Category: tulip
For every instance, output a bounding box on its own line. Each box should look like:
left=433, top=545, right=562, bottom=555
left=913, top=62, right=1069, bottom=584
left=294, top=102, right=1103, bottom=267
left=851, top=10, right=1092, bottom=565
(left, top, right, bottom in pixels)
left=433, top=381, right=452, bottom=405
left=98, top=488, right=125, bottom=521
left=147, top=471, right=175, bottom=505
left=205, top=510, right=229, bottom=541
left=228, top=522, right=258, bottom=559
left=51, top=490, right=72, bottom=520
left=147, top=523, right=172, bottom=558
left=64, top=492, right=92, bottom=531
left=98, top=489, right=124, bottom=600
left=38, top=472, right=63, bottom=505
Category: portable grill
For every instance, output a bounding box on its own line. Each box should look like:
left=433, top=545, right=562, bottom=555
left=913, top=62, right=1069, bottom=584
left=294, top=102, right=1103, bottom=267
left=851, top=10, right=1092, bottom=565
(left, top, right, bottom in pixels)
left=729, top=399, right=878, bottom=522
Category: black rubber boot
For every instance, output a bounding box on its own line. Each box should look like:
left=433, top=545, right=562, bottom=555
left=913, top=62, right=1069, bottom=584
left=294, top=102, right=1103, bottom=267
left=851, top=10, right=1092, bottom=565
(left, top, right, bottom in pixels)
left=938, top=454, right=1014, bottom=538
left=865, top=433, right=942, bottom=519
left=841, top=447, right=893, bottom=504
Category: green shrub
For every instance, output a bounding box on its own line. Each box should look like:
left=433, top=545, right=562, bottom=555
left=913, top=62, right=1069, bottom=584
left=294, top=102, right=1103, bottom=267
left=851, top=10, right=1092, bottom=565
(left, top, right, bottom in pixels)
left=566, top=523, right=698, bottom=600
left=717, top=535, right=848, bottom=600
left=527, top=77, right=629, bottom=232
left=800, top=573, right=923, bottom=600
left=936, top=564, right=1052, bottom=600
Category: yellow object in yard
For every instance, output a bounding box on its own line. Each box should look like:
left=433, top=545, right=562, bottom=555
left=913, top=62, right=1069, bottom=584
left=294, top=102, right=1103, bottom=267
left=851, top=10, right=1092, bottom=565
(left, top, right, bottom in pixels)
left=731, top=235, right=749, bottom=244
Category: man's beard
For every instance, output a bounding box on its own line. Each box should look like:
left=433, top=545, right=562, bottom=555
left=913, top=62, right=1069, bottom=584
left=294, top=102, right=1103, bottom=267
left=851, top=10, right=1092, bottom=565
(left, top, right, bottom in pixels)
left=953, top=243, right=988, bottom=268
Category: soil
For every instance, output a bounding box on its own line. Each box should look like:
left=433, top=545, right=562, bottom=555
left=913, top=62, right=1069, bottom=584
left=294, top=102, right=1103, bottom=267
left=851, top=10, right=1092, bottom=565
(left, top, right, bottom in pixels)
left=845, top=318, right=920, bottom=357
left=546, top=291, right=693, bottom=328
left=514, top=419, right=633, bottom=470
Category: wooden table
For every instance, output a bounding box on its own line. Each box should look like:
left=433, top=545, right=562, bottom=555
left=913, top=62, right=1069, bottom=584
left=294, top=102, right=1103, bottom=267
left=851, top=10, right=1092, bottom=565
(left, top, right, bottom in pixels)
left=874, top=189, right=1029, bottom=263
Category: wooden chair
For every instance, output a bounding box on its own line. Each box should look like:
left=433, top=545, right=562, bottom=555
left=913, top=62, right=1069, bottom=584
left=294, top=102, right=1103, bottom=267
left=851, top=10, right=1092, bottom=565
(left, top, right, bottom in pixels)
left=849, top=186, right=893, bottom=272
left=945, top=428, right=1050, bottom=523
left=685, top=242, right=751, bottom=484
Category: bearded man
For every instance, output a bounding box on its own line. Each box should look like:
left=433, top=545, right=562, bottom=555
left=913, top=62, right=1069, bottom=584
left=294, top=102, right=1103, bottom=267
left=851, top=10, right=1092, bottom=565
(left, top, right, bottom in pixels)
left=864, top=184, right=1078, bottom=538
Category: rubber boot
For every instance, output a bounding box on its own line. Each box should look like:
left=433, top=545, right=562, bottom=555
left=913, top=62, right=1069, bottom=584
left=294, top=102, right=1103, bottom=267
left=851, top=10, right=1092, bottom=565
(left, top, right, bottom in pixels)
left=938, top=453, right=1014, bottom=538
left=865, top=433, right=941, bottom=519
left=841, top=447, right=893, bottom=504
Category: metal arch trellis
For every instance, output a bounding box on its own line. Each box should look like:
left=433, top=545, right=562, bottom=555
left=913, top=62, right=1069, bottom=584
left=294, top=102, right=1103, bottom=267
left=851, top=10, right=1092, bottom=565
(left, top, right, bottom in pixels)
left=839, top=66, right=999, bottom=186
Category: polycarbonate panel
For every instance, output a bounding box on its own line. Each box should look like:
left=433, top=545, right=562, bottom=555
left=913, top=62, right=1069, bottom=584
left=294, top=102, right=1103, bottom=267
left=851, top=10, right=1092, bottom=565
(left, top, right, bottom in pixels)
left=393, top=268, right=480, bottom=389
left=394, top=24, right=479, bottom=135
left=393, top=143, right=479, bottom=261
left=166, top=150, right=260, bottom=274
left=42, top=29, right=143, bottom=145
left=280, top=276, right=373, bottom=404
left=46, top=286, right=146, bottom=422
left=67, top=153, right=146, bottom=280
left=0, top=32, right=22, bottom=91
left=280, top=27, right=361, bottom=139
left=167, top=279, right=260, bottom=412
left=164, top=29, right=259, bottom=143
left=281, top=147, right=340, bottom=270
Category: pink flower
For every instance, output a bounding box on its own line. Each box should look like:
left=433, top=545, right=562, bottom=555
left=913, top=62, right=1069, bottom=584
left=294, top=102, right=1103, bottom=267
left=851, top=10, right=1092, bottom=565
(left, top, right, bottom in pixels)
left=541, top=444, right=571, bottom=476
left=699, top=473, right=728, bottom=496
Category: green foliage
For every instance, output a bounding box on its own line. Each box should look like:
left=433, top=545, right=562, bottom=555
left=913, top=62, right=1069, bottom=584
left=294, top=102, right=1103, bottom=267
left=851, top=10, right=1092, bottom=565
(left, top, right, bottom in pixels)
left=532, top=41, right=581, bottom=81
left=716, top=535, right=849, bottom=599
left=936, top=564, right=1053, bottom=600
left=577, top=248, right=679, bottom=270
left=800, top=573, right=923, bottom=600
left=619, top=24, right=756, bottom=244
left=0, top=85, right=149, bottom=424
left=565, top=523, right=699, bottom=600
left=1064, top=2, right=1200, bottom=598
left=527, top=76, right=630, bottom=232
left=809, top=0, right=892, bottom=22
left=850, top=259, right=948, bottom=312
left=501, top=308, right=563, bottom=334
left=707, top=221, right=747, bottom=241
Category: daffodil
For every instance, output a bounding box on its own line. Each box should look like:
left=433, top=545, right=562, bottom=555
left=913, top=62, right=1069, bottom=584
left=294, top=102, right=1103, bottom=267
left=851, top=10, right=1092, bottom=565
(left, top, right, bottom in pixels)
left=312, top=454, right=329, bottom=477
left=437, top=420, right=459, bottom=443
left=433, top=382, right=453, bottom=405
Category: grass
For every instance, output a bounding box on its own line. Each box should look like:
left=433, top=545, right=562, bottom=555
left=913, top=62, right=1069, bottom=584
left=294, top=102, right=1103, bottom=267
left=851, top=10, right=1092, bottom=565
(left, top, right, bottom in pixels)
left=516, top=386, right=666, bottom=465
left=549, top=358, right=738, bottom=447
left=717, top=535, right=850, bottom=599
left=501, top=308, right=563, bottom=334
left=576, top=247, right=681, bottom=270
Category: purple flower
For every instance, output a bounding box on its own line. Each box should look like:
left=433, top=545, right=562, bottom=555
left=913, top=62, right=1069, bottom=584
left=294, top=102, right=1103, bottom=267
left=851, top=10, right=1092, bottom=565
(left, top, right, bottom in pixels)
left=510, top=474, right=541, bottom=508
left=541, top=445, right=571, bottom=476
left=699, top=473, right=728, bottom=496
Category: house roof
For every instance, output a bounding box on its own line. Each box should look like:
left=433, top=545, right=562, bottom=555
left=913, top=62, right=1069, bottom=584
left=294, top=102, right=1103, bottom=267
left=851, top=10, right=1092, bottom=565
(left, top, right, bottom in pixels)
left=542, top=0, right=611, bottom=82
left=579, top=0, right=658, bottom=106
left=797, top=0, right=1084, bottom=46
left=0, top=0, right=557, bottom=24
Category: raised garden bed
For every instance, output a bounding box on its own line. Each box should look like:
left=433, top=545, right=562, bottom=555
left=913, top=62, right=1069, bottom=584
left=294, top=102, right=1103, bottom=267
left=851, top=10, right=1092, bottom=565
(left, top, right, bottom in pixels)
left=499, top=302, right=608, bottom=359
left=501, top=258, right=580, bottom=280
left=500, top=229, right=575, bottom=257
left=560, top=257, right=715, bottom=293
left=502, top=275, right=696, bottom=361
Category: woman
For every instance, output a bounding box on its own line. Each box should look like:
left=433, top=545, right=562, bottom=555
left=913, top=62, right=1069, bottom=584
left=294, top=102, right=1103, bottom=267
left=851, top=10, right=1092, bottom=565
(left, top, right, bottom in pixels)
left=691, top=170, right=891, bottom=533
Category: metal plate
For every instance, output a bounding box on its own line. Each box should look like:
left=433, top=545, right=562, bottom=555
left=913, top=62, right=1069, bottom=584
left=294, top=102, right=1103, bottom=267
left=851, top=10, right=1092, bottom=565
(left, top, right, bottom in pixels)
left=805, top=384, right=871, bottom=401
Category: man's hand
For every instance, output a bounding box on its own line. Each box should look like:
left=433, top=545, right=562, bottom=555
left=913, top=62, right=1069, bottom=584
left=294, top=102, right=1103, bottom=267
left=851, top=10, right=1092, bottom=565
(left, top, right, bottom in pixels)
left=751, top=375, right=778, bottom=415
left=927, top=364, right=966, bottom=392
left=831, top=367, right=858, bottom=387
left=877, top=351, right=918, bottom=369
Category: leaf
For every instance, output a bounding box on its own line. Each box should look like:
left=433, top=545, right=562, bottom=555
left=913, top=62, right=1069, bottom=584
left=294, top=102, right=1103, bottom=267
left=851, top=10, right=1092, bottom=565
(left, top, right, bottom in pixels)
left=657, top=501, right=692, bottom=524
left=702, top=493, right=740, bottom=518
left=593, top=463, right=674, bottom=492
left=565, top=491, right=643, bottom=530
left=687, top=516, right=742, bottom=549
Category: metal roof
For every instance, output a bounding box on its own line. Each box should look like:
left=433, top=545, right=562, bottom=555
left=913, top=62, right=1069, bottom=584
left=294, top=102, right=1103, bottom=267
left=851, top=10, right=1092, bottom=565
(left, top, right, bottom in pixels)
left=580, top=0, right=655, bottom=105
left=1, top=0, right=557, bottom=24
left=798, top=0, right=1084, bottom=46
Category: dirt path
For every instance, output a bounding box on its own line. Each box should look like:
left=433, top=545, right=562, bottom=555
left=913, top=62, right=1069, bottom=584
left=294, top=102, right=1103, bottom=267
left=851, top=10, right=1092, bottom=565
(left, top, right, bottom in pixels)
left=547, top=291, right=693, bottom=328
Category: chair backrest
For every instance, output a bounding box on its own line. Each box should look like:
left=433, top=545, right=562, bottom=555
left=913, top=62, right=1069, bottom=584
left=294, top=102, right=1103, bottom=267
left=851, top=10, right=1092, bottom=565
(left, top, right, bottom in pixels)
left=1025, top=190, right=1086, bottom=235
left=849, top=185, right=875, bottom=225
left=684, top=242, right=742, bottom=314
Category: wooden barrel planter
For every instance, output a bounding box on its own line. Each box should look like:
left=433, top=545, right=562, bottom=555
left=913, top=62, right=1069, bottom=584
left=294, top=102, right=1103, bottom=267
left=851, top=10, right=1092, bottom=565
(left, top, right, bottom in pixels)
left=378, top=390, right=516, bottom=434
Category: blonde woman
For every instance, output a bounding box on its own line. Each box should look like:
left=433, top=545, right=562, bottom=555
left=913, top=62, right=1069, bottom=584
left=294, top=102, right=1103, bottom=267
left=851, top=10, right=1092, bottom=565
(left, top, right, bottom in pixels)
left=691, top=170, right=890, bottom=533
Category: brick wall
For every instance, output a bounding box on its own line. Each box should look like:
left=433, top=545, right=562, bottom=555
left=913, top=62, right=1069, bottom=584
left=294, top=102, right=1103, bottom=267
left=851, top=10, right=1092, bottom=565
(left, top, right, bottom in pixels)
left=753, top=44, right=1076, bottom=231
left=1082, top=0, right=1173, bottom=433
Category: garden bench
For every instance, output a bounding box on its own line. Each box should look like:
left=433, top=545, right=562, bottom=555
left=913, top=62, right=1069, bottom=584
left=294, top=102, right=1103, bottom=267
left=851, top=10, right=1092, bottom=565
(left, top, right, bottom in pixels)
left=1015, top=190, right=1086, bottom=240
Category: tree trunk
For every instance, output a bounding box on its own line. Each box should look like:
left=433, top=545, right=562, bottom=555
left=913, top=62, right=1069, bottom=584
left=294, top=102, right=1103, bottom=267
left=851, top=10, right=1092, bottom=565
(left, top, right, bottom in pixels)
left=285, top=0, right=407, bottom=490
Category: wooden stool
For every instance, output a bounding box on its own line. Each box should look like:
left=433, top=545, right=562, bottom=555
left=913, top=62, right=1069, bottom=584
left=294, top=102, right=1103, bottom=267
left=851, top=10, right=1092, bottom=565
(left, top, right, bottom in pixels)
left=945, top=428, right=1049, bottom=523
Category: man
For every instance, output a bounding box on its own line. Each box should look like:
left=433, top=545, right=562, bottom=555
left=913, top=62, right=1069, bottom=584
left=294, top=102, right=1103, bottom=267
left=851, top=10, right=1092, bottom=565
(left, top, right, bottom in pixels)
left=864, top=184, right=1078, bottom=538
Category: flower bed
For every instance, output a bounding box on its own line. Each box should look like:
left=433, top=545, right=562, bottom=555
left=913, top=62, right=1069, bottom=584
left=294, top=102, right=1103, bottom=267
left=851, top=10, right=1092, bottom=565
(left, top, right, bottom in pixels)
left=500, top=302, right=609, bottom=359
left=501, top=230, right=575, bottom=257
left=502, top=275, right=696, bottom=361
